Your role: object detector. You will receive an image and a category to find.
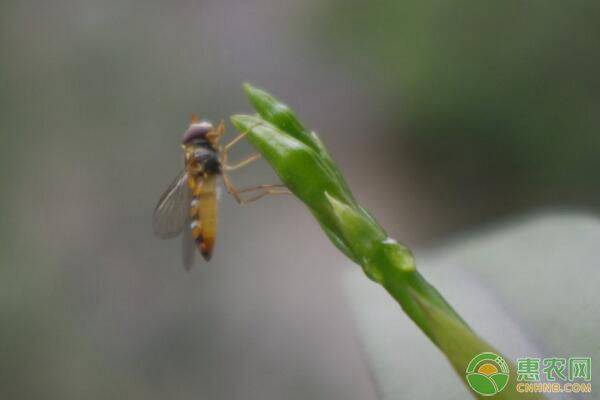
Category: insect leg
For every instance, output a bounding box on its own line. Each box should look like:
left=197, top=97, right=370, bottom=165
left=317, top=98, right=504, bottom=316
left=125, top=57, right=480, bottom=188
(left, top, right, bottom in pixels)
left=220, top=122, right=263, bottom=169
left=221, top=169, right=243, bottom=203
left=223, top=125, right=254, bottom=151
left=222, top=174, right=290, bottom=205
left=236, top=187, right=290, bottom=204
left=220, top=121, right=290, bottom=204
left=236, top=184, right=289, bottom=193
left=223, top=153, right=261, bottom=171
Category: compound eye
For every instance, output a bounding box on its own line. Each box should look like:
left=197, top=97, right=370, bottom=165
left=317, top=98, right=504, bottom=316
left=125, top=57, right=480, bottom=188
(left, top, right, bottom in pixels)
left=182, top=121, right=213, bottom=144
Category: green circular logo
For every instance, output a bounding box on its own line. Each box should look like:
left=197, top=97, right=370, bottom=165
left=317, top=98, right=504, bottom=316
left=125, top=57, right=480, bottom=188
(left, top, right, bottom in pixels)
left=466, top=352, right=510, bottom=396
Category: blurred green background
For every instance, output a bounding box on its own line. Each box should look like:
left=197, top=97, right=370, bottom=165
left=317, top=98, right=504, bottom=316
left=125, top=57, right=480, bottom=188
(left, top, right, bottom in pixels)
left=1, top=1, right=598, bottom=399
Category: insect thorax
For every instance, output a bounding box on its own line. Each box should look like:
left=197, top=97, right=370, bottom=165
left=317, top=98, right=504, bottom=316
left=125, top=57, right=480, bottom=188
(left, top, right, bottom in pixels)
left=184, top=142, right=221, bottom=175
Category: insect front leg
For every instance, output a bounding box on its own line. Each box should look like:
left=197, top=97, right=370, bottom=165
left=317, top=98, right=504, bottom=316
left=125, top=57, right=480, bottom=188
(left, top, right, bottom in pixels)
left=220, top=122, right=264, bottom=171
left=222, top=153, right=261, bottom=171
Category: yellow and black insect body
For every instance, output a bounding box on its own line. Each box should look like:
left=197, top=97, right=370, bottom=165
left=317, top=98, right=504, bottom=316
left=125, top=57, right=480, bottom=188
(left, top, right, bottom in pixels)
left=182, top=121, right=222, bottom=260
left=154, top=116, right=288, bottom=269
left=153, top=118, right=224, bottom=268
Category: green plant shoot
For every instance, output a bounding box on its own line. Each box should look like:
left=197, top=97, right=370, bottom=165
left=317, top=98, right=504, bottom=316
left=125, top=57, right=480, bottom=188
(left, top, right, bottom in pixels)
left=231, top=84, right=545, bottom=399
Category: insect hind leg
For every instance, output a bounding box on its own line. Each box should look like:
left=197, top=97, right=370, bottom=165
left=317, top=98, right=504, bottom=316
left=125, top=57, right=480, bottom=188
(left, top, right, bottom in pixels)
left=222, top=173, right=290, bottom=205
left=236, top=184, right=290, bottom=205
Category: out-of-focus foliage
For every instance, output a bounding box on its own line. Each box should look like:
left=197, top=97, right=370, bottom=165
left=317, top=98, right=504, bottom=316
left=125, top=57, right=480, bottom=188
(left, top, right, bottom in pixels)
left=314, top=0, right=600, bottom=194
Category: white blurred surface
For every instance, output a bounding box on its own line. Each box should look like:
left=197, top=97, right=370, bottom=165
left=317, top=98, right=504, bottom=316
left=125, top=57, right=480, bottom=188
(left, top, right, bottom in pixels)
left=345, top=213, right=599, bottom=399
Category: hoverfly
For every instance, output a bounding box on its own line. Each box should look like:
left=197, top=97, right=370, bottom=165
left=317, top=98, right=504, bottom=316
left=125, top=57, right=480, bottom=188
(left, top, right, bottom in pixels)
left=153, top=116, right=288, bottom=269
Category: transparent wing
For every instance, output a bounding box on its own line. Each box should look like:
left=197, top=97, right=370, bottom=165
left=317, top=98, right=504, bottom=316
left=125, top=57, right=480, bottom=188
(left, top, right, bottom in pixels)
left=153, top=170, right=190, bottom=238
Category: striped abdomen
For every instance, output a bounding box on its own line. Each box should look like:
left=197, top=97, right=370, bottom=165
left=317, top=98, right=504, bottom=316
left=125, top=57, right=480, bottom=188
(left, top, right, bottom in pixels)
left=185, top=145, right=220, bottom=261
left=187, top=173, right=218, bottom=261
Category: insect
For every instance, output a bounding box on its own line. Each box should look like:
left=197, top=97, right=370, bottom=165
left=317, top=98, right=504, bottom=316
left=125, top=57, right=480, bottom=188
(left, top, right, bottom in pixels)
left=153, top=116, right=288, bottom=269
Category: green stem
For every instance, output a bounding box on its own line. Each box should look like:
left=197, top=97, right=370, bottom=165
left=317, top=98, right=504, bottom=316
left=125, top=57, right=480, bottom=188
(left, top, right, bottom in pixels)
left=231, top=83, right=545, bottom=399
